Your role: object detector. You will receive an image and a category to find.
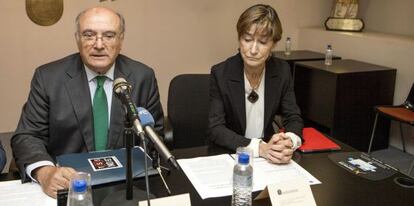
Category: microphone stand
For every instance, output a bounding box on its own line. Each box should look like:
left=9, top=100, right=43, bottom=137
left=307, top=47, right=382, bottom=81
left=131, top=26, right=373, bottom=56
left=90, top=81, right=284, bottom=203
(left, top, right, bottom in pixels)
left=151, top=152, right=172, bottom=195
left=124, top=119, right=134, bottom=200
left=101, top=116, right=155, bottom=206
left=139, top=130, right=152, bottom=206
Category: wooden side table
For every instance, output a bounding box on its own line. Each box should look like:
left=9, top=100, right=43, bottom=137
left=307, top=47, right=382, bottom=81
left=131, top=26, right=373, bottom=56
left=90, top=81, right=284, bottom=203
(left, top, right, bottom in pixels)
left=294, top=59, right=396, bottom=151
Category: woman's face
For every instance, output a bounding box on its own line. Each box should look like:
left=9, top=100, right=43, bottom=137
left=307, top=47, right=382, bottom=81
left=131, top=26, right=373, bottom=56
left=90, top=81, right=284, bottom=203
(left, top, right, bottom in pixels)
left=239, top=24, right=275, bottom=70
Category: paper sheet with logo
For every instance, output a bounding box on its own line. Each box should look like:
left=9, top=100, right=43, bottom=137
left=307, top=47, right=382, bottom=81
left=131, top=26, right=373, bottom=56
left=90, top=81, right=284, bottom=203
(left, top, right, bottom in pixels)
left=177, top=154, right=320, bottom=199
left=0, top=180, right=55, bottom=206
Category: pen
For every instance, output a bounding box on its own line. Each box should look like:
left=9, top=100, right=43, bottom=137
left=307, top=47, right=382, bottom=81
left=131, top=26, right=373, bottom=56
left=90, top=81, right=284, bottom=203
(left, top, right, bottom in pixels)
left=383, top=163, right=399, bottom=172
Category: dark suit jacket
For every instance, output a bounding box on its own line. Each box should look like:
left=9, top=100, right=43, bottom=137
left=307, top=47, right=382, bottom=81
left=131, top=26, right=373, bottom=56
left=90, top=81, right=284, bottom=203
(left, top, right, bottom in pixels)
left=0, top=143, right=6, bottom=172
left=12, top=53, right=164, bottom=181
left=208, top=53, right=303, bottom=151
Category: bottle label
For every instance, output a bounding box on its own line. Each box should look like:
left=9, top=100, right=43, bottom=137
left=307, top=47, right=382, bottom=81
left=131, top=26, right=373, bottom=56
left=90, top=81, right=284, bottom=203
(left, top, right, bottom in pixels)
left=233, top=174, right=253, bottom=188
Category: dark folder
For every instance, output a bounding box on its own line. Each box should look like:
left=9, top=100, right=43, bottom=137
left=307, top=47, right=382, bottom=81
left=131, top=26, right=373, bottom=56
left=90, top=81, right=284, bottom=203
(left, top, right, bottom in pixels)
left=56, top=147, right=157, bottom=186
left=298, top=127, right=341, bottom=153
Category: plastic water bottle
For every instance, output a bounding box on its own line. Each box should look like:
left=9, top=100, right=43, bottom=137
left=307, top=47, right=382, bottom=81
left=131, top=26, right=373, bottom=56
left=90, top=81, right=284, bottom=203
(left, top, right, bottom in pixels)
left=325, top=44, right=333, bottom=66
left=231, top=153, right=253, bottom=206
left=284, top=37, right=291, bottom=56
left=67, top=174, right=93, bottom=206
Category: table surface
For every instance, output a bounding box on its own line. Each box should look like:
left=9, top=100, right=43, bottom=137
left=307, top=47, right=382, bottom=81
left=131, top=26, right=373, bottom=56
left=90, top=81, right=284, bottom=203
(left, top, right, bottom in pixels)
left=295, top=59, right=396, bottom=74
left=1, top=139, right=413, bottom=206
left=161, top=144, right=414, bottom=206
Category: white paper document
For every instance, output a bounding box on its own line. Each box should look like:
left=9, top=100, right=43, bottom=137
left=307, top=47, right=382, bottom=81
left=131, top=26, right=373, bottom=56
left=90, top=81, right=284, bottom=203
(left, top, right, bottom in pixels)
left=177, top=154, right=320, bottom=199
left=177, top=154, right=234, bottom=199
left=252, top=157, right=321, bottom=187
left=0, top=180, right=56, bottom=206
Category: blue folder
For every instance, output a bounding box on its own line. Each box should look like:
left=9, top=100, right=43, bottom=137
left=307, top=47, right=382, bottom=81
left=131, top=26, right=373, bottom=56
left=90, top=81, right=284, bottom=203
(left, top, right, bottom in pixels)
left=56, top=147, right=157, bottom=186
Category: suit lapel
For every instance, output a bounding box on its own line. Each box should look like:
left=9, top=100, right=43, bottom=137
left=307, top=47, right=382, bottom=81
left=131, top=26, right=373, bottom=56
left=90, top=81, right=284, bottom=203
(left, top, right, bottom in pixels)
left=64, top=56, right=94, bottom=151
left=107, top=56, right=131, bottom=149
left=264, top=59, right=280, bottom=131
left=227, top=54, right=246, bottom=134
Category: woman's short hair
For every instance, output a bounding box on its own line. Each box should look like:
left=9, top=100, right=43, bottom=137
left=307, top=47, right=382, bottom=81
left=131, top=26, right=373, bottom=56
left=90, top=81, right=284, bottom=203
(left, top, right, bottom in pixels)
left=236, top=4, right=282, bottom=43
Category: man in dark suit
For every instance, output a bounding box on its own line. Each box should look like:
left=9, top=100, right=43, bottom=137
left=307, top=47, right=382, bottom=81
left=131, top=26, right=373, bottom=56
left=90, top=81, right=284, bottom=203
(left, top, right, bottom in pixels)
left=12, top=7, right=163, bottom=198
left=0, top=143, right=6, bottom=172
left=208, top=4, right=303, bottom=164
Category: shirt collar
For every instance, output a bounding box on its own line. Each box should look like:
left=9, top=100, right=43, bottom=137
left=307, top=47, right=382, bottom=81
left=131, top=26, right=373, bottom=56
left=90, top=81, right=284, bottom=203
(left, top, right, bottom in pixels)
left=84, top=64, right=115, bottom=82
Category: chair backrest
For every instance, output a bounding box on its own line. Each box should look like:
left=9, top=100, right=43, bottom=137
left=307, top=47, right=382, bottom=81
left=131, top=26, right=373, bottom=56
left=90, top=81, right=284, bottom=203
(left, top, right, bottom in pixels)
left=167, top=74, right=210, bottom=148
left=404, top=83, right=414, bottom=111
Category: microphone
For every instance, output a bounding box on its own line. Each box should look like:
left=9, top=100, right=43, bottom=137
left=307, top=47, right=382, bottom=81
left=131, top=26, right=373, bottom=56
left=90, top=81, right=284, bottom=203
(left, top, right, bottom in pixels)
left=137, top=107, right=179, bottom=169
left=113, top=78, right=144, bottom=135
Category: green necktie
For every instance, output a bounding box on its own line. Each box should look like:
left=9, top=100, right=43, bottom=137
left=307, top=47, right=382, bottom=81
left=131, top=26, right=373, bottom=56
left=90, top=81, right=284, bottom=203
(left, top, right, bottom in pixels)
left=93, top=76, right=108, bottom=151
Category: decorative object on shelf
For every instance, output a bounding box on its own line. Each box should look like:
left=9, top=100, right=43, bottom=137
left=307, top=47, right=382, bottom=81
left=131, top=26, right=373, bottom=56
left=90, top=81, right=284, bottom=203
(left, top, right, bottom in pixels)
left=325, top=0, right=364, bottom=32
left=26, top=0, right=63, bottom=26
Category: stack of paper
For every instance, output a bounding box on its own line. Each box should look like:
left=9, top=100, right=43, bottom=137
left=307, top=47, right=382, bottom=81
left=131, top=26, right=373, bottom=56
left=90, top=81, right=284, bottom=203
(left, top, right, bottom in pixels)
left=177, top=154, right=320, bottom=199
left=0, top=180, right=55, bottom=206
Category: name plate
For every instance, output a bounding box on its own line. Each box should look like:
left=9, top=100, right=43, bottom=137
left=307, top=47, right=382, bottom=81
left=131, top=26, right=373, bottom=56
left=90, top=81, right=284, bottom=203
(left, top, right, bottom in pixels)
left=255, top=178, right=316, bottom=206
left=139, top=193, right=191, bottom=206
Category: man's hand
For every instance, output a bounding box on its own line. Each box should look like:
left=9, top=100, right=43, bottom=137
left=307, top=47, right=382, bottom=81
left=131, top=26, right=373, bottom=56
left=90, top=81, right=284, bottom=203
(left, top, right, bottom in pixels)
left=33, top=166, right=77, bottom=198
left=259, top=132, right=293, bottom=164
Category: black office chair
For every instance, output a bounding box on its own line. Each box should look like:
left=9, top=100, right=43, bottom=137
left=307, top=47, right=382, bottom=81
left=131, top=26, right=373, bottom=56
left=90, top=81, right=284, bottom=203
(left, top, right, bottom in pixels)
left=166, top=74, right=210, bottom=149
left=368, top=83, right=414, bottom=178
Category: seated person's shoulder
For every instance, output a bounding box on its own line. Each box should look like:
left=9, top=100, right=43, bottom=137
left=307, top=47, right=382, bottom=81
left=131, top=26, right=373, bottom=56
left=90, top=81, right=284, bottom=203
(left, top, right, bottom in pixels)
left=211, top=54, right=241, bottom=74
left=36, top=53, right=81, bottom=75
left=117, top=54, right=155, bottom=76
left=270, top=57, right=290, bottom=73
left=211, top=59, right=227, bottom=73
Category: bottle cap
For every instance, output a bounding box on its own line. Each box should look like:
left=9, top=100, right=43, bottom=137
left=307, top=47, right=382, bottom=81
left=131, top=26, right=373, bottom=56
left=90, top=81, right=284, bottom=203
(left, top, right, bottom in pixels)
left=72, top=179, right=87, bottom=193
left=327, top=44, right=332, bottom=48
left=238, top=153, right=250, bottom=164
left=287, top=37, right=291, bottom=40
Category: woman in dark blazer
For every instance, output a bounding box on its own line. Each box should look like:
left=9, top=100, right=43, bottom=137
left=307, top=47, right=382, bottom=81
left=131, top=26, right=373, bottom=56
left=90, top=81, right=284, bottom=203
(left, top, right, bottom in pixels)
left=208, top=4, right=303, bottom=164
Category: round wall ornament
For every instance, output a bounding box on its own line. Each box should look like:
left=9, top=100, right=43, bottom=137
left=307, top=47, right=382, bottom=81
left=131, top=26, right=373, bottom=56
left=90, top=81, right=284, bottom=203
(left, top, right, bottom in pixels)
left=26, top=0, right=63, bottom=26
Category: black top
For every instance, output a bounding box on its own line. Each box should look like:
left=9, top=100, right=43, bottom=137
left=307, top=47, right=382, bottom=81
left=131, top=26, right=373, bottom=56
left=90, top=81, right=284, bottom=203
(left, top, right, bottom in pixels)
left=208, top=53, right=303, bottom=151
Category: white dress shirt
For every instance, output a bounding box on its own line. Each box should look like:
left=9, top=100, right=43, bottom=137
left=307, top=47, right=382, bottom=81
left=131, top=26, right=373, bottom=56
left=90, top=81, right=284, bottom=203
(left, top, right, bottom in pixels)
left=244, top=69, right=302, bottom=157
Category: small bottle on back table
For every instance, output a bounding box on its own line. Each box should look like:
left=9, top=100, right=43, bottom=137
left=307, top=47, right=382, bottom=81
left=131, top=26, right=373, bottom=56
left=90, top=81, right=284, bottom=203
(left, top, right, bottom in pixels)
left=284, top=37, right=292, bottom=56
left=325, top=44, right=333, bottom=66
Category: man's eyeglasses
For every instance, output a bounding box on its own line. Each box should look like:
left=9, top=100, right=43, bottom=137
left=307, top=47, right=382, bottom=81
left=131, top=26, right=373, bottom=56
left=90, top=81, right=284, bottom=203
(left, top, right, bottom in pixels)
left=79, top=31, right=120, bottom=45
